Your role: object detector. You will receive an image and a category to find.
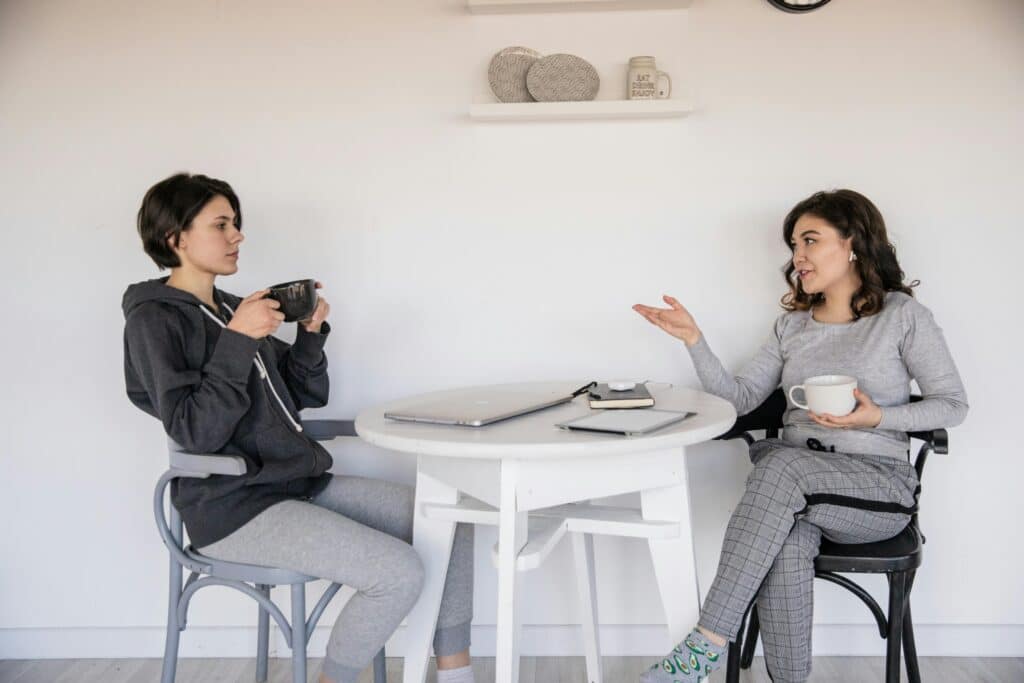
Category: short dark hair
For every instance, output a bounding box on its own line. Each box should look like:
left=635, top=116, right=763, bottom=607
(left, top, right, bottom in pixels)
left=136, top=173, right=242, bottom=270
left=780, top=189, right=917, bottom=319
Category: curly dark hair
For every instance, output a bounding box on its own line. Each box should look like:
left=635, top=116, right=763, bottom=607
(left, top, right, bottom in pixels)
left=781, top=189, right=917, bottom=319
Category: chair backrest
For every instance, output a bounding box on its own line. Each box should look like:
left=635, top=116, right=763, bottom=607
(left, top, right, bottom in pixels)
left=154, top=420, right=356, bottom=572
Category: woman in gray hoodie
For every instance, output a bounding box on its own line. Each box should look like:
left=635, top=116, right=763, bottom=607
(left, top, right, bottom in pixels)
left=123, top=173, right=475, bottom=683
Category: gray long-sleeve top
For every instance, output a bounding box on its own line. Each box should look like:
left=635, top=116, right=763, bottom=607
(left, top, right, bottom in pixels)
left=687, top=292, right=968, bottom=458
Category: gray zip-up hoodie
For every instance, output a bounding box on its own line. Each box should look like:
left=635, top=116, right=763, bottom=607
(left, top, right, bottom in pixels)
left=123, top=278, right=333, bottom=548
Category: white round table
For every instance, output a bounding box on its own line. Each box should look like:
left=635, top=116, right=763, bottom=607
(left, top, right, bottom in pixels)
left=356, top=382, right=736, bottom=683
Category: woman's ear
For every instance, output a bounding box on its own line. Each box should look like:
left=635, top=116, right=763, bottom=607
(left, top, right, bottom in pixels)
left=166, top=232, right=183, bottom=254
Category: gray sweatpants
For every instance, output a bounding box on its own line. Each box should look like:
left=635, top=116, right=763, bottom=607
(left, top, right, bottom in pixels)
left=199, top=475, right=474, bottom=683
left=698, top=439, right=919, bottom=683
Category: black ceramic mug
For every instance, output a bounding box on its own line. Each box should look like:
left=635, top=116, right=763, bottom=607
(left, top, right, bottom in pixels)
left=265, top=279, right=318, bottom=322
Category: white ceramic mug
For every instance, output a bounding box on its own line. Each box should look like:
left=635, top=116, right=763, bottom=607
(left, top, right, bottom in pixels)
left=788, top=375, right=858, bottom=416
left=627, top=56, right=672, bottom=100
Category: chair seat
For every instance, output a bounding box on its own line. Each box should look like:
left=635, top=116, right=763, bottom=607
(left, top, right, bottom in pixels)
left=815, top=524, right=923, bottom=574
left=184, top=546, right=317, bottom=584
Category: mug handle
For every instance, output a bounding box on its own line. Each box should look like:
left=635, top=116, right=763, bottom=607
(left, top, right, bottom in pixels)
left=656, top=71, right=672, bottom=98
left=788, top=384, right=809, bottom=410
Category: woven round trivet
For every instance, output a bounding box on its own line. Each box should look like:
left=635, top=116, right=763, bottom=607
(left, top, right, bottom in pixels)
left=526, top=53, right=600, bottom=102
left=488, top=46, right=543, bottom=103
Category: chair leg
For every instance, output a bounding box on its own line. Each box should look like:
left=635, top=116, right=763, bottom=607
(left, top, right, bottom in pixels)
left=741, top=605, right=760, bottom=669
left=885, top=572, right=907, bottom=683
left=291, top=583, right=307, bottom=683
left=726, top=637, right=741, bottom=683
left=161, top=513, right=184, bottom=683
left=726, top=599, right=757, bottom=683
left=257, top=584, right=271, bottom=683
left=373, top=648, right=387, bottom=683
left=902, top=572, right=921, bottom=683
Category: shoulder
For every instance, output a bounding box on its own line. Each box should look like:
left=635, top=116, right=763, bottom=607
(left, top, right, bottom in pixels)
left=124, top=301, right=195, bottom=341
left=881, top=291, right=934, bottom=324
left=771, top=308, right=810, bottom=338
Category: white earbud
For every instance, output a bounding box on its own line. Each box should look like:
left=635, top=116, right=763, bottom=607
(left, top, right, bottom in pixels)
left=849, top=251, right=857, bottom=263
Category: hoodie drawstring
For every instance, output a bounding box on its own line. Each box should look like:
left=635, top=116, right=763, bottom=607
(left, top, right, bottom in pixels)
left=199, top=303, right=304, bottom=434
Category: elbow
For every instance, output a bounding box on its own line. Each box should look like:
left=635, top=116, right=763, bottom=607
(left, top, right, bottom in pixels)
left=949, top=396, right=969, bottom=428
left=166, top=423, right=232, bottom=455
left=303, top=393, right=329, bottom=409
left=295, top=381, right=330, bottom=410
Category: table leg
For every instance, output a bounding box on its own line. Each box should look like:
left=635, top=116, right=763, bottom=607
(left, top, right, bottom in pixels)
left=403, top=466, right=459, bottom=683
left=572, top=532, right=603, bottom=683
left=642, top=480, right=700, bottom=651
left=495, top=461, right=526, bottom=683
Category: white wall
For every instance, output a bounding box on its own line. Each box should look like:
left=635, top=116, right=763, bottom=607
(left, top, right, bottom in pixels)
left=2, top=0, right=1022, bottom=660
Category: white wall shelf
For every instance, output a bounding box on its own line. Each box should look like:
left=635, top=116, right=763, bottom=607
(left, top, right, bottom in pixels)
left=468, top=0, right=693, bottom=13
left=469, top=99, right=693, bottom=122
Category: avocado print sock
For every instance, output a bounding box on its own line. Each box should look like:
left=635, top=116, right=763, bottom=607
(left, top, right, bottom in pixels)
left=639, top=628, right=727, bottom=683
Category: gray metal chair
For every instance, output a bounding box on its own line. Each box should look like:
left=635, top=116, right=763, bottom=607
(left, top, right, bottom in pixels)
left=154, top=419, right=386, bottom=683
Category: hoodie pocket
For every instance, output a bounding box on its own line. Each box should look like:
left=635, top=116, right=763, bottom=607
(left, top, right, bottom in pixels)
left=248, top=425, right=317, bottom=485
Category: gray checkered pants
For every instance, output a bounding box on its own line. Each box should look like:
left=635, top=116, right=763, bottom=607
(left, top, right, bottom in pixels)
left=697, top=439, right=919, bottom=683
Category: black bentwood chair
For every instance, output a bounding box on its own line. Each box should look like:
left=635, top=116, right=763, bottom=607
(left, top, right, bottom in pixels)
left=715, top=391, right=947, bottom=683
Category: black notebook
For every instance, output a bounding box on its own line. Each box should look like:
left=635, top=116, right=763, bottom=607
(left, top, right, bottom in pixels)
left=588, top=383, right=655, bottom=409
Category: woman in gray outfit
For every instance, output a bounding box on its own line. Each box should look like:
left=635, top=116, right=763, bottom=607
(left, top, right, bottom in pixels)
left=633, top=189, right=968, bottom=683
left=124, top=173, right=475, bottom=683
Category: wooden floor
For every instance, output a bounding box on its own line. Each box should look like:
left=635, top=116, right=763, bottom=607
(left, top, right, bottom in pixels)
left=1, top=656, right=1022, bottom=682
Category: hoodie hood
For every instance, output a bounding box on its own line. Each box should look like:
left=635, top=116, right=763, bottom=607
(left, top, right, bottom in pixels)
left=122, top=277, right=235, bottom=318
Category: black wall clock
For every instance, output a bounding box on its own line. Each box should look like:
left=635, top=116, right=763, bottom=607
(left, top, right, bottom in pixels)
left=767, top=0, right=833, bottom=12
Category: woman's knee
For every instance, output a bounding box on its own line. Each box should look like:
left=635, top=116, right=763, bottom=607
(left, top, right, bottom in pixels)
left=367, top=542, right=425, bottom=607
left=746, top=450, right=800, bottom=490
left=773, top=522, right=822, bottom=566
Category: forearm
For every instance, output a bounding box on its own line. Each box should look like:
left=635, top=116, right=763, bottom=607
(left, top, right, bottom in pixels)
left=157, top=329, right=259, bottom=452
left=687, top=335, right=780, bottom=416
left=278, top=323, right=331, bottom=409
left=877, top=393, right=969, bottom=433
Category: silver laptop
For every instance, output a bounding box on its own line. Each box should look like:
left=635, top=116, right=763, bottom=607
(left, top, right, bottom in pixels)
left=385, top=384, right=591, bottom=427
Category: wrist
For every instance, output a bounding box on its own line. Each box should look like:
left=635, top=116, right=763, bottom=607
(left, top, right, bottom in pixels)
left=683, top=330, right=702, bottom=348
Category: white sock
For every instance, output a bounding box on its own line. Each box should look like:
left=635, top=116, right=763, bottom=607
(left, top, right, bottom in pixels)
left=436, top=663, right=474, bottom=683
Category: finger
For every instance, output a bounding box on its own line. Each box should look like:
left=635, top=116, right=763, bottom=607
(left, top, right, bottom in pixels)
left=634, top=308, right=659, bottom=324
left=272, top=311, right=285, bottom=321
left=663, top=295, right=684, bottom=311
left=808, top=413, right=831, bottom=428
left=854, top=388, right=874, bottom=405
left=263, top=299, right=281, bottom=309
left=245, top=289, right=271, bottom=302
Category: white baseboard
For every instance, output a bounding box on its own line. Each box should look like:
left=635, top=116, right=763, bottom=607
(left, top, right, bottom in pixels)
left=2, top=624, right=1022, bottom=659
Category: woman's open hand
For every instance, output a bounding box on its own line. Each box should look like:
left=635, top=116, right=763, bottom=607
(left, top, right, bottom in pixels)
left=633, top=295, right=702, bottom=347
left=301, top=282, right=330, bottom=333
left=809, top=388, right=883, bottom=429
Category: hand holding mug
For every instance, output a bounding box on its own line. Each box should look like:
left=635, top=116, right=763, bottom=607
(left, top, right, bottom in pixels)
left=809, top=388, right=883, bottom=430
left=227, top=289, right=285, bottom=339
left=301, top=282, right=330, bottom=333
left=633, top=295, right=702, bottom=347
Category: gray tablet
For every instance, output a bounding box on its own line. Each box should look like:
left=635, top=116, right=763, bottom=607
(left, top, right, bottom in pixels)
left=557, top=409, right=694, bottom=436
